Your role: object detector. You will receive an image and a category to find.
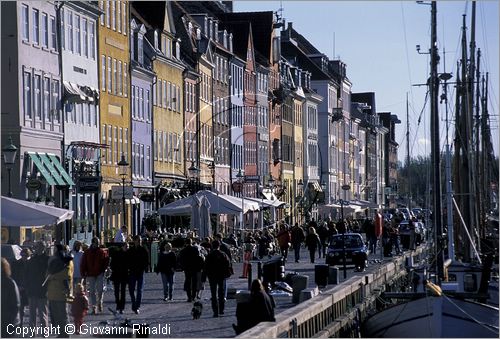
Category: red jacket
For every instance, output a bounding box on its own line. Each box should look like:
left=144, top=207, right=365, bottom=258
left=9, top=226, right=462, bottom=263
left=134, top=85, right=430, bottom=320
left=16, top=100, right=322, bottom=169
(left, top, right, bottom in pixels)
left=71, top=292, right=89, bottom=318
left=80, top=246, right=109, bottom=277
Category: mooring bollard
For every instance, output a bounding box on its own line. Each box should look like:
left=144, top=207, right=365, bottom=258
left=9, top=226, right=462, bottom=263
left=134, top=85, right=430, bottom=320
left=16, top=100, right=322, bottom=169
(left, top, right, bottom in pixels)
left=247, top=263, right=252, bottom=290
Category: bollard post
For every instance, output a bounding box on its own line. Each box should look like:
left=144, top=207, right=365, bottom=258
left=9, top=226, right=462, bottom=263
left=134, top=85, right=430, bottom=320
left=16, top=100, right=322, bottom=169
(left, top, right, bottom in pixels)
left=257, top=261, right=262, bottom=280
left=247, top=263, right=252, bottom=290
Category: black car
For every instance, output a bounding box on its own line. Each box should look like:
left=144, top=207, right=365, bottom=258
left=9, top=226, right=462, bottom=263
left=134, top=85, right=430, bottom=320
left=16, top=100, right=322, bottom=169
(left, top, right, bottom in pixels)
left=325, top=233, right=368, bottom=271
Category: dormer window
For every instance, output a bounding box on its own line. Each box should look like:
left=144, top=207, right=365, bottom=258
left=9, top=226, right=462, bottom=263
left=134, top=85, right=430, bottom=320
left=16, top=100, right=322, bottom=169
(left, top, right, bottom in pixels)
left=229, top=33, right=233, bottom=53
left=209, top=19, right=213, bottom=39
left=196, top=28, right=201, bottom=40
left=176, top=41, right=180, bottom=59
left=188, top=22, right=193, bottom=37
left=223, top=30, right=227, bottom=48
left=138, top=33, right=143, bottom=64
left=214, top=22, right=218, bottom=42
left=204, top=17, right=208, bottom=36
left=154, top=30, right=159, bottom=49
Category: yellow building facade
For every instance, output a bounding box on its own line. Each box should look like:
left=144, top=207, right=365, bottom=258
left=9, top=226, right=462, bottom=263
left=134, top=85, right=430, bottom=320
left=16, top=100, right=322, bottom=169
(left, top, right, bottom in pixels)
left=97, top=1, right=131, bottom=238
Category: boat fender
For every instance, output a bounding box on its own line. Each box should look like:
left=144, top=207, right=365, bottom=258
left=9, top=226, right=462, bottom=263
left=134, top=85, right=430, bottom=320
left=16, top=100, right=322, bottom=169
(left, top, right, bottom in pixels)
left=424, top=280, right=442, bottom=296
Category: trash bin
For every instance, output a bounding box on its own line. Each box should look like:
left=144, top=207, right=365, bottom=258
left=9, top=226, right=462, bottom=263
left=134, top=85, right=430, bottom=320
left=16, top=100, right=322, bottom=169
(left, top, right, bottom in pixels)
left=315, top=264, right=329, bottom=287
left=262, top=257, right=284, bottom=285
left=291, top=274, right=309, bottom=304
left=328, top=266, right=339, bottom=285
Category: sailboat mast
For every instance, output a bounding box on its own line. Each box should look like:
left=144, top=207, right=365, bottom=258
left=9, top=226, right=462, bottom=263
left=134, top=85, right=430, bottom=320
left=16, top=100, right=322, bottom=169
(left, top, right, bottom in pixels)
left=406, top=92, right=411, bottom=210
left=475, top=48, right=483, bottom=240
left=430, top=1, right=444, bottom=281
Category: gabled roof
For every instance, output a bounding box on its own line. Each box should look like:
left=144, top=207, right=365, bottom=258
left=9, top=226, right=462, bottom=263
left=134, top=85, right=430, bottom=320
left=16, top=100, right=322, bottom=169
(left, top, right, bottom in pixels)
left=219, top=21, right=249, bottom=61
left=132, top=1, right=165, bottom=31
left=280, top=42, right=332, bottom=82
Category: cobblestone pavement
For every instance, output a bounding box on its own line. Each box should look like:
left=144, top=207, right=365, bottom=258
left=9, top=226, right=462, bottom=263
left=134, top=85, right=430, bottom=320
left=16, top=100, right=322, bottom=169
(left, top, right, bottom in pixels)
left=18, top=246, right=391, bottom=338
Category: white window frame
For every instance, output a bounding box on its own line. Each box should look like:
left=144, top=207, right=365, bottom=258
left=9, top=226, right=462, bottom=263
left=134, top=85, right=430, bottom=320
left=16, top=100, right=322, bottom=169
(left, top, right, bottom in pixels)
left=41, top=13, right=48, bottom=48
left=101, top=55, right=106, bottom=91
left=82, top=18, right=88, bottom=57
left=32, top=8, right=39, bottom=45
left=22, top=4, right=29, bottom=41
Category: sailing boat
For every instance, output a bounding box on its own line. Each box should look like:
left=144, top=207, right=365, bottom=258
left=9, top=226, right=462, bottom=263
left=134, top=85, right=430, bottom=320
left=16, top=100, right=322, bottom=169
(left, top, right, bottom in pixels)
left=363, top=2, right=499, bottom=337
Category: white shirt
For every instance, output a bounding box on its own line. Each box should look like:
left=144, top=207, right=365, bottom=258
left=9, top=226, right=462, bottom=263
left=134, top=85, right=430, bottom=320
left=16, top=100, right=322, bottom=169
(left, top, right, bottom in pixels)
left=114, top=229, right=126, bottom=242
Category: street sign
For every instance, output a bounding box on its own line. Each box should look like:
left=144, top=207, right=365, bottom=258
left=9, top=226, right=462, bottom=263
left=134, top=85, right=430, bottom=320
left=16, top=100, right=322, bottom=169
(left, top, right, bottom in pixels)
left=244, top=175, right=260, bottom=183
left=26, top=178, right=42, bottom=190
left=112, top=186, right=134, bottom=199
left=77, top=176, right=101, bottom=193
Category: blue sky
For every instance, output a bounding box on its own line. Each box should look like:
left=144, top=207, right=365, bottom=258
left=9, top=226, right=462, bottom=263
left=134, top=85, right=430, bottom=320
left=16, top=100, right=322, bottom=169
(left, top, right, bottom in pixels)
left=234, top=1, right=499, bottom=162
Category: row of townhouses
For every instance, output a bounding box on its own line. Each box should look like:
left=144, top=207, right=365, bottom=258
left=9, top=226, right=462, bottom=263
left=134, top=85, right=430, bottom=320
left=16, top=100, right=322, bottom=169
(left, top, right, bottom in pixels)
left=1, top=1, right=400, bottom=243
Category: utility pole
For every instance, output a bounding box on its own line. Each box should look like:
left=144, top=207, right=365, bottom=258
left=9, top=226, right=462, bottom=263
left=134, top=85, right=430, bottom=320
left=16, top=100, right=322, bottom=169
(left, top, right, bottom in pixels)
left=406, top=92, right=411, bottom=210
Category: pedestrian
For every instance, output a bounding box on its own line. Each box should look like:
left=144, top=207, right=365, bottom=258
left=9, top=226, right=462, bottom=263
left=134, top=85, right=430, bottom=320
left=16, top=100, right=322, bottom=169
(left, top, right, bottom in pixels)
left=1, top=257, right=20, bottom=338
left=80, top=237, right=109, bottom=314
left=156, top=242, right=177, bottom=301
left=109, top=242, right=129, bottom=314
left=25, top=241, right=49, bottom=328
left=305, top=227, right=321, bottom=264
left=71, top=241, right=84, bottom=290
left=11, top=248, right=31, bottom=326
left=290, top=223, right=305, bottom=263
left=70, top=283, right=89, bottom=335
left=127, top=235, right=149, bottom=314
left=203, top=240, right=231, bottom=317
left=276, top=224, right=291, bottom=261
left=363, top=217, right=376, bottom=254
left=241, top=236, right=256, bottom=278
left=232, top=278, right=275, bottom=334
left=317, top=222, right=329, bottom=258
left=114, top=225, right=128, bottom=243
left=46, top=244, right=73, bottom=338
left=178, top=238, right=204, bottom=302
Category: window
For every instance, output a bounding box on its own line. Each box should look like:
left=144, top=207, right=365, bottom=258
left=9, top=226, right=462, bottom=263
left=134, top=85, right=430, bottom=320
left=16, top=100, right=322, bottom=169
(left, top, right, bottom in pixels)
left=52, top=80, right=60, bottom=123
left=140, top=144, right=144, bottom=177
left=117, top=1, right=121, bottom=33
left=50, top=16, right=57, bottom=50
left=101, top=55, right=106, bottom=91
left=123, top=63, right=128, bottom=96
left=117, top=61, right=122, bottom=95
left=118, top=128, right=123, bottom=160
left=67, top=11, right=73, bottom=52
left=114, top=126, right=118, bottom=164
left=138, top=34, right=143, bottom=64
left=42, top=13, right=48, bottom=48
left=162, top=80, right=166, bottom=108
left=153, top=131, right=157, bottom=160
left=75, top=15, right=81, bottom=55
left=34, top=74, right=41, bottom=119
left=23, top=71, right=32, bottom=119
left=167, top=82, right=171, bottom=109
left=89, top=22, right=95, bottom=59
left=105, top=1, right=110, bottom=27
left=32, top=9, right=39, bottom=45
left=112, top=58, right=117, bottom=95
left=146, top=90, right=150, bottom=121
left=107, top=57, right=111, bottom=93
left=140, top=88, right=144, bottom=119
left=60, top=8, right=65, bottom=49
left=43, top=77, right=50, bottom=122
left=82, top=19, right=88, bottom=57
left=122, top=2, right=126, bottom=35
left=107, top=125, right=112, bottom=163
left=111, top=1, right=115, bottom=30
left=22, top=4, right=29, bottom=41
left=124, top=128, right=128, bottom=161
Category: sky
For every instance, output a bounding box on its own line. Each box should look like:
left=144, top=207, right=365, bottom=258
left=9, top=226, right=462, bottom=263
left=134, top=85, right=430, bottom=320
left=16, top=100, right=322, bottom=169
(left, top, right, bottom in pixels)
left=234, top=0, right=499, bottom=163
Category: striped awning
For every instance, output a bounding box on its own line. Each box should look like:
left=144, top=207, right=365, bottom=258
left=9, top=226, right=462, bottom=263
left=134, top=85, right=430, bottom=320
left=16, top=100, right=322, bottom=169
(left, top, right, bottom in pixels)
left=125, top=196, right=141, bottom=205
left=26, top=152, right=74, bottom=186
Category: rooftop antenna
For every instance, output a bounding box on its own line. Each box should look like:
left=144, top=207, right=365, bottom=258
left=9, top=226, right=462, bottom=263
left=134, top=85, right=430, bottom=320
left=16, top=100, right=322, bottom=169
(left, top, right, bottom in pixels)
left=333, top=32, right=335, bottom=60
left=274, top=0, right=285, bottom=29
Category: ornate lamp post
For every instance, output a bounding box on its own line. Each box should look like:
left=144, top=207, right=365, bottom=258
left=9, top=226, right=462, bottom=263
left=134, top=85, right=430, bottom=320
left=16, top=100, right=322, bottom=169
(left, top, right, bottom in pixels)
left=297, top=179, right=304, bottom=223
left=236, top=169, right=245, bottom=230
left=340, top=183, right=351, bottom=279
left=2, top=137, right=18, bottom=197
left=188, top=161, right=200, bottom=194
left=118, top=153, right=129, bottom=227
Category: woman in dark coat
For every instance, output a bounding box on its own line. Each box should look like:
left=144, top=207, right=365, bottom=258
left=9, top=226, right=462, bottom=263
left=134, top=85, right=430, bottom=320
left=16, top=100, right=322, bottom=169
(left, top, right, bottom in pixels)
left=1, top=258, right=20, bottom=338
left=156, top=242, right=177, bottom=301
left=109, top=242, right=129, bottom=314
left=305, top=227, right=321, bottom=263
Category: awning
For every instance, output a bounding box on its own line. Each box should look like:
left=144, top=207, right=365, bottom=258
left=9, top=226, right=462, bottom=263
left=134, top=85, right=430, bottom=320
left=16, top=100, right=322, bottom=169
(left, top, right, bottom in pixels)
left=245, top=197, right=286, bottom=208
left=63, top=81, right=87, bottom=103
left=309, top=181, right=322, bottom=192
left=27, top=152, right=75, bottom=186
left=80, top=85, right=100, bottom=103
left=1, top=196, right=74, bottom=226
left=261, top=188, right=279, bottom=201
left=125, top=196, right=141, bottom=205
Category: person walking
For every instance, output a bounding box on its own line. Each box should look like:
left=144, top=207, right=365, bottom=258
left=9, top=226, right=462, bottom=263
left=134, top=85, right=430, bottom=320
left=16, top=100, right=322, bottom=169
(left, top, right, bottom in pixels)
left=70, top=283, right=89, bottom=335
left=203, top=240, right=231, bottom=317
left=305, top=227, right=321, bottom=263
left=290, top=223, right=305, bottom=263
left=80, top=237, right=109, bottom=314
left=46, top=244, right=73, bottom=338
left=114, top=225, right=128, bottom=243
left=178, top=238, right=204, bottom=302
left=317, top=222, right=329, bottom=258
left=127, top=235, right=149, bottom=314
left=156, top=242, right=177, bottom=301
left=1, top=258, right=20, bottom=338
left=71, top=241, right=84, bottom=290
left=109, top=242, right=129, bottom=314
left=11, top=248, right=31, bottom=326
left=276, top=224, right=291, bottom=261
left=25, top=241, right=49, bottom=328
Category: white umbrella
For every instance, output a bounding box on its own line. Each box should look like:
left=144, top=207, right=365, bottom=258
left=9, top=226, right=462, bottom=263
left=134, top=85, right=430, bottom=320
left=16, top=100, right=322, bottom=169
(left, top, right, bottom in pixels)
left=190, top=195, right=201, bottom=231
left=1, top=196, right=74, bottom=226
left=199, top=195, right=211, bottom=239
left=158, top=190, right=259, bottom=216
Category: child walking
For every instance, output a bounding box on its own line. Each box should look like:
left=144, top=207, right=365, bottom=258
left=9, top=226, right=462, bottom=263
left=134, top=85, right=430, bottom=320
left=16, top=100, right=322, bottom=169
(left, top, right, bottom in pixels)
left=71, top=283, right=89, bottom=334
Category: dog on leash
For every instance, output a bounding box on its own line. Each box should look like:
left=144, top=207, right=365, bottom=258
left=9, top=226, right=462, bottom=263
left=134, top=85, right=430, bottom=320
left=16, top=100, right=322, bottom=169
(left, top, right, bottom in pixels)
left=191, top=301, right=203, bottom=319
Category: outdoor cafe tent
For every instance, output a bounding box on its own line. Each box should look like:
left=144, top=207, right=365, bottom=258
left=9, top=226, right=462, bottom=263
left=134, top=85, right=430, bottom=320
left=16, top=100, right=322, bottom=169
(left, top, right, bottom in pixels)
left=158, top=190, right=260, bottom=216
left=1, top=196, right=74, bottom=226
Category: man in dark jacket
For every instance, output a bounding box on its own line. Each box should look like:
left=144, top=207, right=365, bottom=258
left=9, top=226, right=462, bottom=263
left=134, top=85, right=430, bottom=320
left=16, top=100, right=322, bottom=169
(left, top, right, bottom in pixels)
left=290, top=223, right=305, bottom=263
left=80, top=237, right=109, bottom=314
left=203, top=240, right=231, bottom=317
left=178, top=238, right=204, bottom=302
left=25, top=241, right=49, bottom=328
left=127, top=235, right=149, bottom=314
left=110, top=242, right=129, bottom=314
left=11, top=248, right=31, bottom=326
left=2, top=257, right=20, bottom=338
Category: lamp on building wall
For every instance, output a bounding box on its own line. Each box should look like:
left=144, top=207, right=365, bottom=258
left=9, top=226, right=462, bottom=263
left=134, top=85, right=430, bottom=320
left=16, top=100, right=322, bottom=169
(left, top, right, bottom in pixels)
left=2, top=136, right=18, bottom=197
left=118, top=153, right=129, bottom=225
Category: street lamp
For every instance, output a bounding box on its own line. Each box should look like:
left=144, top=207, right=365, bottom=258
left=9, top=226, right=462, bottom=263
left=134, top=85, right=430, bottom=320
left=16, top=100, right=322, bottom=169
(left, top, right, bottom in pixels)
left=118, top=153, right=129, bottom=227
left=188, top=161, right=200, bottom=194
left=267, top=174, right=275, bottom=189
left=2, top=136, right=18, bottom=197
left=297, top=179, right=304, bottom=223
left=236, top=169, right=245, bottom=230
left=340, top=183, right=351, bottom=279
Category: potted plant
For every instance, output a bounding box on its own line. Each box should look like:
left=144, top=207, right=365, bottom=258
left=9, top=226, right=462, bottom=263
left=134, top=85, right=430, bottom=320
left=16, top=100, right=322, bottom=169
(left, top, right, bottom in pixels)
left=142, top=212, right=163, bottom=232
